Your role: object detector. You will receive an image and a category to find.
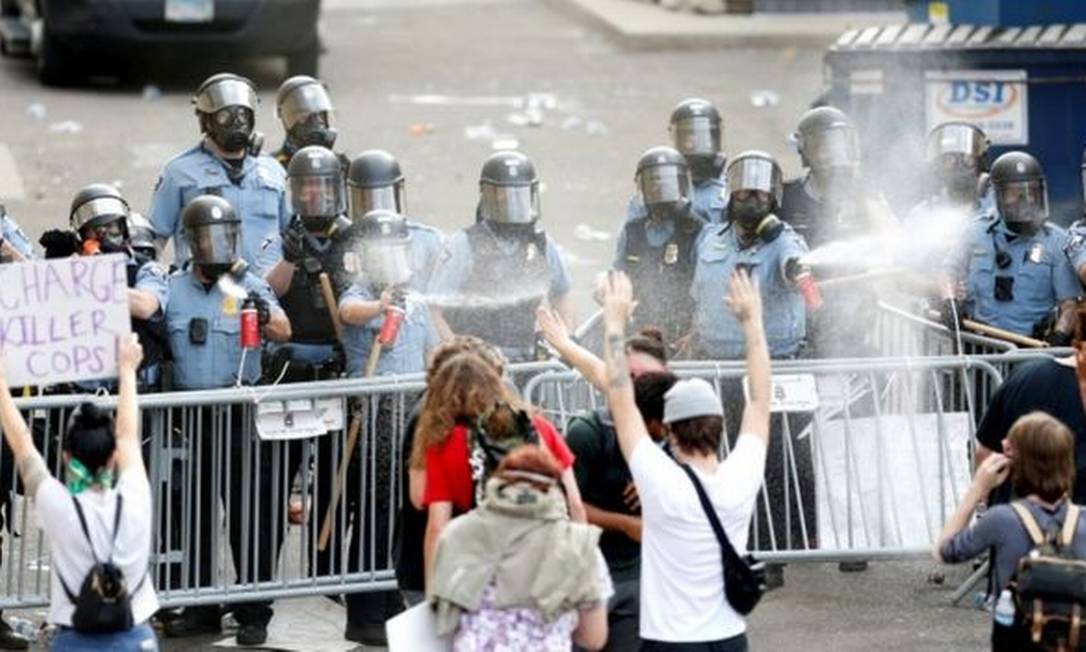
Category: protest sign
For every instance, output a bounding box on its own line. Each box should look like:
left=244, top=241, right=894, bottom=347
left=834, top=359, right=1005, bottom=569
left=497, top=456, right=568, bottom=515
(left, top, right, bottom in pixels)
left=0, top=254, right=131, bottom=387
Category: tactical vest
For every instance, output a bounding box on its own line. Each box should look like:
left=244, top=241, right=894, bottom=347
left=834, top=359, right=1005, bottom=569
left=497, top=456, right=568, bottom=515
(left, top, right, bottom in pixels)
left=443, top=224, right=550, bottom=353
left=278, top=237, right=345, bottom=346
left=622, top=210, right=701, bottom=341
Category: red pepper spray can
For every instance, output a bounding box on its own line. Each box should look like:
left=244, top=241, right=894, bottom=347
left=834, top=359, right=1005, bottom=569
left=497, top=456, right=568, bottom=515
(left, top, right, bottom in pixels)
left=240, top=298, right=261, bottom=349
left=378, top=305, right=406, bottom=346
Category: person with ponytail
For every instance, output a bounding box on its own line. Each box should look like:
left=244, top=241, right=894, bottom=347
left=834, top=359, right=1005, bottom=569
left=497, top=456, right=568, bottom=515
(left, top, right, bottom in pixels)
left=0, top=334, right=158, bottom=651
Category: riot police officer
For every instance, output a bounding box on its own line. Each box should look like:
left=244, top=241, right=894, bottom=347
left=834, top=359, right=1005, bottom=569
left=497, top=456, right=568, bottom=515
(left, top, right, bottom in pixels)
left=1063, top=145, right=1086, bottom=286
left=614, top=146, right=704, bottom=345
left=149, top=72, right=289, bottom=274
left=346, top=150, right=444, bottom=292
left=70, top=184, right=170, bottom=392
left=430, top=150, right=574, bottom=362
left=780, top=106, right=897, bottom=249
left=127, top=212, right=161, bottom=265
left=273, top=76, right=346, bottom=170
left=162, top=195, right=291, bottom=646
left=0, top=205, right=33, bottom=263
left=943, top=152, right=1079, bottom=344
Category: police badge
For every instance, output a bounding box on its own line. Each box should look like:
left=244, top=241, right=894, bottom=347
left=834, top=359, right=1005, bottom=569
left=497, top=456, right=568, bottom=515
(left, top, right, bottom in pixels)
left=1028, top=243, right=1043, bottom=265
left=664, top=243, right=679, bottom=265
left=526, top=242, right=538, bottom=262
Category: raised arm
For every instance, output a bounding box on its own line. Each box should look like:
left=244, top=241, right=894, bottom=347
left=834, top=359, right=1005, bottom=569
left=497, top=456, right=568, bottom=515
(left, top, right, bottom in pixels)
left=537, top=306, right=608, bottom=391
left=114, top=334, right=145, bottom=475
left=727, top=270, right=770, bottom=445
left=600, top=272, right=649, bottom=461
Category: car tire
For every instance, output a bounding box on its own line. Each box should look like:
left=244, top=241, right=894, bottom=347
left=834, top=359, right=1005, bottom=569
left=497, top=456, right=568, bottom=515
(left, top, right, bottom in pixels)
left=286, top=42, right=319, bottom=78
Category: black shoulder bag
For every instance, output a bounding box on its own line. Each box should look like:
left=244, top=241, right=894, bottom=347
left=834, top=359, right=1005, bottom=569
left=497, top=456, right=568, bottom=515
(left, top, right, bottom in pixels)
left=680, top=464, right=766, bottom=615
left=58, top=494, right=146, bottom=633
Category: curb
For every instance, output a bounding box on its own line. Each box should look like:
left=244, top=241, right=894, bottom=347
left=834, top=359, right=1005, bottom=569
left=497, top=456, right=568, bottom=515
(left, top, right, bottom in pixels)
left=543, top=0, right=905, bottom=50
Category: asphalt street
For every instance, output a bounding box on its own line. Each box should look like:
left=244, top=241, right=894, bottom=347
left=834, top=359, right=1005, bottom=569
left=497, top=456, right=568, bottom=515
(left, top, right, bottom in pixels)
left=0, top=0, right=990, bottom=649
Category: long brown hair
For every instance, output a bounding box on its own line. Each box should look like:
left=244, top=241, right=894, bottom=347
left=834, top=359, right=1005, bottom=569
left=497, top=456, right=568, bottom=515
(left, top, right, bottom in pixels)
left=411, top=351, right=527, bottom=469
left=1009, top=412, right=1075, bottom=504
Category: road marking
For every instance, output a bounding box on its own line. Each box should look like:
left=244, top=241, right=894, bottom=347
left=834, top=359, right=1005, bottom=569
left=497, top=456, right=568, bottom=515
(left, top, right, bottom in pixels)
left=0, top=145, right=26, bottom=201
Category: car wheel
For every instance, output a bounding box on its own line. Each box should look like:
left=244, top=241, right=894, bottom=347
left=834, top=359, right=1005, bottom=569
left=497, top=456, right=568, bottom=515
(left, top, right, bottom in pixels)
left=286, top=42, right=319, bottom=78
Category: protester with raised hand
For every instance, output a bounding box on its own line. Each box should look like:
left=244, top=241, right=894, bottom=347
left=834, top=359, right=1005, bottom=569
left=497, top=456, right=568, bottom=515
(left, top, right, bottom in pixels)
left=0, top=335, right=159, bottom=651
left=600, top=269, right=770, bottom=651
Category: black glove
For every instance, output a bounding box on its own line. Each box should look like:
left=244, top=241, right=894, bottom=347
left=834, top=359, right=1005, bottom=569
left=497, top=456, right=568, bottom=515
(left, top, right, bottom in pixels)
left=939, top=298, right=964, bottom=331
left=282, top=220, right=308, bottom=264
left=1047, top=330, right=1073, bottom=347
left=248, top=292, right=271, bottom=327
left=39, top=229, right=80, bottom=259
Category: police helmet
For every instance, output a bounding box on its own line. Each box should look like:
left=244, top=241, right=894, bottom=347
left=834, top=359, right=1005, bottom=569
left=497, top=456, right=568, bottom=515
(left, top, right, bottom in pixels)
left=354, top=209, right=412, bottom=287
left=182, top=195, right=241, bottom=267
left=288, top=146, right=347, bottom=226
left=926, top=122, right=990, bottom=170
left=347, top=150, right=406, bottom=217
left=726, top=150, right=783, bottom=207
left=990, top=151, right=1048, bottom=228
left=794, top=106, right=860, bottom=171
left=126, top=212, right=159, bottom=261
left=635, top=146, right=691, bottom=209
left=669, top=98, right=723, bottom=158
left=478, top=151, right=540, bottom=225
left=276, top=76, right=337, bottom=149
left=193, top=73, right=258, bottom=115
left=70, top=183, right=129, bottom=234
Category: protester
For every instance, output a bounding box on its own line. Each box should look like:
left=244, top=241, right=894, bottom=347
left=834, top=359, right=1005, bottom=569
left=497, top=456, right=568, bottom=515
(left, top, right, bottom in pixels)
left=413, top=352, right=586, bottom=586
left=429, top=444, right=611, bottom=651
left=0, top=335, right=159, bottom=651
left=935, top=412, right=1086, bottom=651
left=600, top=269, right=770, bottom=651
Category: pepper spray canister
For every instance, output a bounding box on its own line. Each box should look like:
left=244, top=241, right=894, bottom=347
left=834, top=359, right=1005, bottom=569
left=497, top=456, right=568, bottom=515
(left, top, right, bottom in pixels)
left=378, top=305, right=406, bottom=346
left=240, top=298, right=262, bottom=349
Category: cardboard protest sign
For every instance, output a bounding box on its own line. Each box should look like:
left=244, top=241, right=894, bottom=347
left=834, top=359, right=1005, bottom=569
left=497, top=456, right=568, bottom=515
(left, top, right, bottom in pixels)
left=0, top=254, right=131, bottom=386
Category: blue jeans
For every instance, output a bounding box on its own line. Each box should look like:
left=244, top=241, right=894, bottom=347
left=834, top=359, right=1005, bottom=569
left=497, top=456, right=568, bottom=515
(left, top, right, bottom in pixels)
left=52, top=623, right=158, bottom=651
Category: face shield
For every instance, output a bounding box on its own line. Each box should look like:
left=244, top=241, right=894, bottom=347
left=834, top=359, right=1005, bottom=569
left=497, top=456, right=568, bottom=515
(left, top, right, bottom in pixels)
left=927, top=124, right=986, bottom=163
left=189, top=221, right=240, bottom=267
left=349, top=183, right=405, bottom=217
left=195, top=79, right=257, bottom=114
left=726, top=157, right=782, bottom=203
left=997, top=180, right=1048, bottom=227
left=671, top=117, right=721, bottom=158
left=479, top=182, right=540, bottom=225
left=279, top=83, right=334, bottom=131
left=638, top=164, right=690, bottom=207
left=72, top=197, right=129, bottom=233
left=291, top=175, right=346, bottom=219
left=361, top=239, right=413, bottom=287
left=803, top=125, right=860, bottom=172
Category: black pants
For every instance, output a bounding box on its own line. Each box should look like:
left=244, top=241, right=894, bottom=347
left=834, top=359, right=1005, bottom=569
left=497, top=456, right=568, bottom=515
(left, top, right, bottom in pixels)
left=603, top=576, right=641, bottom=652
left=641, top=633, right=749, bottom=652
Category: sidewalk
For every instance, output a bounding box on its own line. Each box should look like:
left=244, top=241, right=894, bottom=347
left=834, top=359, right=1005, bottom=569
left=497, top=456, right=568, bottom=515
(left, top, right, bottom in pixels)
left=544, top=0, right=906, bottom=49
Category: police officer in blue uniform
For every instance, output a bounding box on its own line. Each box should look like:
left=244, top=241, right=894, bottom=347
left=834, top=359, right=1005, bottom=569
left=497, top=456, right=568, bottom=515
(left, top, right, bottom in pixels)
left=273, top=76, right=348, bottom=172
left=0, top=205, right=33, bottom=263
left=162, top=195, right=291, bottom=646
left=942, top=152, right=1079, bottom=344
left=692, top=151, right=818, bottom=574
left=68, top=184, right=170, bottom=392
left=626, top=98, right=727, bottom=225
left=614, top=146, right=703, bottom=345
left=1063, top=145, right=1086, bottom=288
left=346, top=150, right=444, bottom=293
left=149, top=73, right=289, bottom=274
left=430, top=150, right=574, bottom=362
left=127, top=212, right=161, bottom=266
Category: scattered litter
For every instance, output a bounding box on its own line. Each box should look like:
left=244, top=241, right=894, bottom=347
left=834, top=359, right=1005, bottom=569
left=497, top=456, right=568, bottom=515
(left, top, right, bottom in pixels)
left=560, top=116, right=584, bottom=131
left=750, top=90, right=781, bottom=108
left=490, top=136, right=519, bottom=150
left=525, top=92, right=558, bottom=111
left=25, top=103, right=47, bottom=120
left=48, top=121, right=83, bottom=134
left=585, top=120, right=609, bottom=137
left=463, top=123, right=498, bottom=141
left=574, top=224, right=612, bottom=242
left=389, top=94, right=525, bottom=108
left=408, top=123, right=434, bottom=136
left=8, top=618, right=37, bottom=643
left=506, top=107, right=544, bottom=127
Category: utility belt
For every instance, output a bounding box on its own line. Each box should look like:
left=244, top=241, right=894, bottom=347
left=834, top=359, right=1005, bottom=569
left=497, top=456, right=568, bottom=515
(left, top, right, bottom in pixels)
left=263, top=344, right=344, bottom=384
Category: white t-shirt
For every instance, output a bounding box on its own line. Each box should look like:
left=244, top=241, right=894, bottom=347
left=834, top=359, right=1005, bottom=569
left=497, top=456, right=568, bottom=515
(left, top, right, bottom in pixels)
left=629, top=434, right=766, bottom=643
left=33, top=458, right=159, bottom=627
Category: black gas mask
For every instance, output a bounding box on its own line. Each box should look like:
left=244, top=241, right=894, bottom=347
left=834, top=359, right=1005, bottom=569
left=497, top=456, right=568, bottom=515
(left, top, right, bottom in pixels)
left=89, top=220, right=127, bottom=254
left=289, top=112, right=338, bottom=150
left=729, top=191, right=774, bottom=230
left=205, top=106, right=255, bottom=153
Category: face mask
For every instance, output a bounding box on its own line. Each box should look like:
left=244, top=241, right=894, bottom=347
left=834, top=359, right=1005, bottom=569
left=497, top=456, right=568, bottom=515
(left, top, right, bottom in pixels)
left=291, top=123, right=338, bottom=150
left=686, top=154, right=719, bottom=183
left=646, top=201, right=682, bottom=223
left=207, top=107, right=254, bottom=153
left=729, top=195, right=773, bottom=228
left=94, top=225, right=127, bottom=253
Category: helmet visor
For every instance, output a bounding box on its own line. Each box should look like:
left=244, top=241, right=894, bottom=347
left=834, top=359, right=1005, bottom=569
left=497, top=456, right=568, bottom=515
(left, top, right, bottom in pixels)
left=362, top=240, right=413, bottom=287
left=190, top=221, right=240, bottom=265
left=280, top=84, right=334, bottom=130
left=350, top=184, right=403, bottom=217
left=671, top=117, right=721, bottom=157
left=927, top=124, right=986, bottom=162
left=291, top=176, right=346, bottom=217
left=997, top=180, right=1048, bottom=224
left=726, top=157, right=783, bottom=204
left=804, top=125, right=860, bottom=170
left=638, top=165, right=690, bottom=205
left=196, top=79, right=257, bottom=114
left=479, top=183, right=539, bottom=224
left=72, top=197, right=129, bottom=231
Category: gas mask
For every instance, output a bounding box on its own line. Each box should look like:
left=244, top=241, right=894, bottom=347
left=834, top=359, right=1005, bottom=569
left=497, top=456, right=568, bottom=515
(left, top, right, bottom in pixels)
left=89, top=221, right=127, bottom=254
left=205, top=106, right=255, bottom=153
left=289, top=112, right=338, bottom=150
left=729, top=193, right=774, bottom=229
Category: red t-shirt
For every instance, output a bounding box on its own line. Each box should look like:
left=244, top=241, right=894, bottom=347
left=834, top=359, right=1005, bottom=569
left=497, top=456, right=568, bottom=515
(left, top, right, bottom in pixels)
left=422, top=414, right=574, bottom=512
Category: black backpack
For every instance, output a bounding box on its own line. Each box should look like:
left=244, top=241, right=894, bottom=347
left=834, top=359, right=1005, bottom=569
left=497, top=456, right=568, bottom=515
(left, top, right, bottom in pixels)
left=1009, top=501, right=1086, bottom=651
left=58, top=494, right=146, bottom=634
left=468, top=405, right=540, bottom=507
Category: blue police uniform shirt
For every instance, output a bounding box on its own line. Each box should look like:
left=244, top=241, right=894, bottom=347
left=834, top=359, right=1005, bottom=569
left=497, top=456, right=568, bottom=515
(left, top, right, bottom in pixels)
left=166, top=267, right=283, bottom=390
left=338, top=284, right=438, bottom=378
left=1, top=211, right=35, bottom=260
left=625, top=177, right=726, bottom=225
left=691, top=221, right=808, bottom=359
left=407, top=220, right=445, bottom=293
left=429, top=228, right=572, bottom=301
left=1064, top=220, right=1086, bottom=276
left=944, top=218, right=1080, bottom=336
left=149, top=141, right=290, bottom=274
left=612, top=216, right=677, bottom=270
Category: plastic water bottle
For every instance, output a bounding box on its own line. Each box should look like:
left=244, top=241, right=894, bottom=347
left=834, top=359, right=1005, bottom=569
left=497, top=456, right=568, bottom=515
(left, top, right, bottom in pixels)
left=993, top=589, right=1016, bottom=627
left=8, top=617, right=38, bottom=642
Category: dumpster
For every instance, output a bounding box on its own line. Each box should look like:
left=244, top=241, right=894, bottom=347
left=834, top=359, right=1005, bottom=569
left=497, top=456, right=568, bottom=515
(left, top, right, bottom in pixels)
left=907, top=1, right=1086, bottom=28
left=823, top=22, right=1086, bottom=224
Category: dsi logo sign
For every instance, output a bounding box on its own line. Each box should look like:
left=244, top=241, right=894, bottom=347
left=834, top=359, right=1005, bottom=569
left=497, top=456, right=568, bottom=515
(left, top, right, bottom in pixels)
left=925, top=69, right=1029, bottom=145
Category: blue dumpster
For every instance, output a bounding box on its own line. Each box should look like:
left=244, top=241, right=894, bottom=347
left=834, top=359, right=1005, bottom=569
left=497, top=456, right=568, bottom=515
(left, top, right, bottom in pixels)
left=907, top=1, right=1086, bottom=28
left=824, top=22, right=1086, bottom=224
